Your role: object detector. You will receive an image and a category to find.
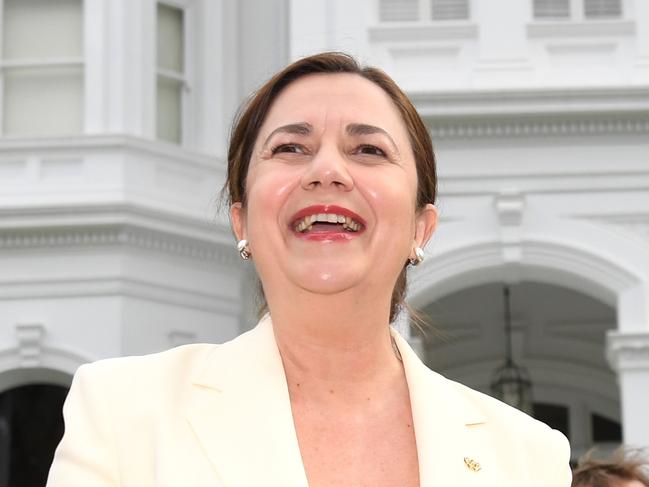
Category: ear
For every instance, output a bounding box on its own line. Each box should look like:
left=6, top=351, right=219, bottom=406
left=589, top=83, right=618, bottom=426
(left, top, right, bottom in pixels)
left=411, top=203, right=437, bottom=256
left=230, top=202, right=247, bottom=242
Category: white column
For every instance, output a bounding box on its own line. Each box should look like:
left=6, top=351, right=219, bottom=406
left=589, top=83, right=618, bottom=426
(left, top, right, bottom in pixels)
left=606, top=331, right=649, bottom=448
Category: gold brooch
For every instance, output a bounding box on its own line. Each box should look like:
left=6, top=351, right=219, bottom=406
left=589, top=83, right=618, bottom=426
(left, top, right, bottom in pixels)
left=464, top=457, right=481, bottom=472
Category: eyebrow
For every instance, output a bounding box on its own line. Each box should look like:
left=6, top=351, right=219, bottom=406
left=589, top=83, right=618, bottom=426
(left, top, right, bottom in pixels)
left=262, top=122, right=313, bottom=149
left=346, top=123, right=400, bottom=154
left=261, top=121, right=400, bottom=154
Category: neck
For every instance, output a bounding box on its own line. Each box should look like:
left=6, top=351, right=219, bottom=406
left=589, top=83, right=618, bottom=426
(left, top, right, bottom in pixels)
left=266, top=286, right=403, bottom=391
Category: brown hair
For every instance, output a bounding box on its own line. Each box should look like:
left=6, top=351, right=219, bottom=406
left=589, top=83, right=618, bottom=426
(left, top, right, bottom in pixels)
left=223, top=52, right=437, bottom=323
left=572, top=448, right=649, bottom=487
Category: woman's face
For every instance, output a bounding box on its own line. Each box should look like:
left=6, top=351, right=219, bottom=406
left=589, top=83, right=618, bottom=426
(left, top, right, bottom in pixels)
left=231, top=73, right=436, bottom=304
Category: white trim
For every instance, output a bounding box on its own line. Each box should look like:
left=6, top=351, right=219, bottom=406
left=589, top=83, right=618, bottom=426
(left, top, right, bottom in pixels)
left=0, top=202, right=232, bottom=250
left=0, top=134, right=220, bottom=169
left=157, top=68, right=186, bottom=83
left=410, top=86, right=649, bottom=116
left=0, top=224, right=236, bottom=265
left=527, top=19, right=635, bottom=37
left=0, top=277, right=240, bottom=316
left=0, top=0, right=4, bottom=136
left=607, top=331, right=649, bottom=371
left=408, top=216, right=648, bottom=310
left=369, top=22, right=478, bottom=42
left=0, top=57, right=84, bottom=69
left=0, top=348, right=89, bottom=389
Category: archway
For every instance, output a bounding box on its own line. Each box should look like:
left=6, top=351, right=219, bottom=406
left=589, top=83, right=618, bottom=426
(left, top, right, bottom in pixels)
left=407, top=215, right=649, bottom=448
left=416, top=281, right=620, bottom=459
left=0, top=381, right=69, bottom=487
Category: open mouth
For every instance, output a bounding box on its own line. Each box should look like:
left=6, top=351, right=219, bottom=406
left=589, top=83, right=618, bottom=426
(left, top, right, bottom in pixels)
left=290, top=205, right=366, bottom=236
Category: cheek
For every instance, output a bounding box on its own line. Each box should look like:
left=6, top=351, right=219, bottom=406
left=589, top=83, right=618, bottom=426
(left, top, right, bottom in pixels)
left=360, top=168, right=418, bottom=226
left=245, top=165, right=299, bottom=233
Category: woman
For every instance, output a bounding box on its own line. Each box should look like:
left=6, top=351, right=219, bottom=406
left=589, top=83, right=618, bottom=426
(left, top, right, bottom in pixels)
left=47, top=52, right=571, bottom=486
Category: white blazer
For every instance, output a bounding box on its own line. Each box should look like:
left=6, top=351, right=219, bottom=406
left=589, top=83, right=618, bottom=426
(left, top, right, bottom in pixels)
left=47, top=315, right=572, bottom=486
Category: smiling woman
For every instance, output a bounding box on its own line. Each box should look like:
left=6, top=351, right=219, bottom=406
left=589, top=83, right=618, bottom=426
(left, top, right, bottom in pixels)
left=46, top=52, right=572, bottom=487
left=226, top=54, right=437, bottom=323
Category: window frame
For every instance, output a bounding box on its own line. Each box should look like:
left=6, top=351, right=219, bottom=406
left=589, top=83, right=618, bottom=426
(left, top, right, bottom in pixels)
left=155, top=0, right=193, bottom=146
left=377, top=0, right=472, bottom=23
left=0, top=0, right=85, bottom=137
left=532, top=0, right=624, bottom=21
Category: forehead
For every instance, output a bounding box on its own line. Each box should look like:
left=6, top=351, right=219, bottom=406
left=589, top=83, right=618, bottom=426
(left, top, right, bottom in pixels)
left=259, top=73, right=409, bottom=138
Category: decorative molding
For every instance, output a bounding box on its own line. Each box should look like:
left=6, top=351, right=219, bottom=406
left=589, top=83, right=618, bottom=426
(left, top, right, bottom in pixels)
left=495, top=190, right=525, bottom=270
left=369, top=23, right=478, bottom=43
left=474, top=58, right=533, bottom=73
left=495, top=191, right=525, bottom=227
left=0, top=134, right=221, bottom=173
left=0, top=224, right=239, bottom=266
left=606, top=331, right=649, bottom=371
left=526, top=20, right=635, bottom=39
left=0, top=277, right=240, bottom=316
left=427, top=116, right=649, bottom=139
left=15, top=323, right=45, bottom=368
left=410, top=87, right=649, bottom=117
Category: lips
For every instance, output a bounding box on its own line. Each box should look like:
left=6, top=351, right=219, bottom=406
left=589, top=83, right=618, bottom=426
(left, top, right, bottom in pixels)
left=289, top=205, right=366, bottom=241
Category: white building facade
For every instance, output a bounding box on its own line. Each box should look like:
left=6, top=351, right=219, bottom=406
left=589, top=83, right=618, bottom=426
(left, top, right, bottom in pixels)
left=0, top=0, right=648, bottom=480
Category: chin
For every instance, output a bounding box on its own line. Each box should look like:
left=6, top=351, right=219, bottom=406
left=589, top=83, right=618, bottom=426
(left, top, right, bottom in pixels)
left=291, top=266, right=361, bottom=295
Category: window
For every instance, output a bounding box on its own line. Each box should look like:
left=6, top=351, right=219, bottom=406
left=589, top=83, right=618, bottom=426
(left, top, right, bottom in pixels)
left=379, top=0, right=470, bottom=22
left=431, top=0, right=470, bottom=20
left=533, top=0, right=622, bottom=20
left=0, top=0, right=83, bottom=136
left=584, top=0, right=622, bottom=19
left=533, top=403, right=570, bottom=440
left=156, top=2, right=187, bottom=144
left=379, top=0, right=419, bottom=21
left=533, top=0, right=570, bottom=18
left=591, top=413, right=622, bottom=443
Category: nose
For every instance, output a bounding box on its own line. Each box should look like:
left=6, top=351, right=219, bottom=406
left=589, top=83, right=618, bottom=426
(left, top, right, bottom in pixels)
left=300, top=144, right=353, bottom=192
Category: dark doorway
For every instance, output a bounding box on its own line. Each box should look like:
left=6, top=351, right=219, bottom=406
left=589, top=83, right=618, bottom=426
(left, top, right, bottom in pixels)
left=0, top=384, right=68, bottom=487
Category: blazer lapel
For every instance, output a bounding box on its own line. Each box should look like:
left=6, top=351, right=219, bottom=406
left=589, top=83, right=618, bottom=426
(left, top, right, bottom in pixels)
left=392, top=330, right=495, bottom=486
left=184, top=316, right=309, bottom=487
left=184, top=317, right=499, bottom=486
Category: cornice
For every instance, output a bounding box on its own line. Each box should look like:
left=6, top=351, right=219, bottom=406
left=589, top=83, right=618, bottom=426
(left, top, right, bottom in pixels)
left=606, top=331, right=649, bottom=371
left=369, top=22, right=478, bottom=42
left=0, top=224, right=239, bottom=266
left=0, top=278, right=240, bottom=317
left=0, top=134, right=223, bottom=173
left=410, top=86, right=649, bottom=117
left=409, top=86, right=649, bottom=139
left=428, top=115, right=649, bottom=139
left=0, top=202, right=232, bottom=246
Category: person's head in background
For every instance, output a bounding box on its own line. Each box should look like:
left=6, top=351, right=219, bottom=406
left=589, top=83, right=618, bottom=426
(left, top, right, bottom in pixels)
left=572, top=448, right=649, bottom=487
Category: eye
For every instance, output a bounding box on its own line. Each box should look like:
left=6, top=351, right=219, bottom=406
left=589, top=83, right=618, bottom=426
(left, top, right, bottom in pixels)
left=271, top=143, right=305, bottom=155
left=356, top=144, right=386, bottom=157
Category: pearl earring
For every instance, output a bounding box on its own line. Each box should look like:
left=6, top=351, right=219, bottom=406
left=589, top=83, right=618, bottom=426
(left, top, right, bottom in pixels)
left=408, top=247, right=424, bottom=266
left=237, top=239, right=251, bottom=260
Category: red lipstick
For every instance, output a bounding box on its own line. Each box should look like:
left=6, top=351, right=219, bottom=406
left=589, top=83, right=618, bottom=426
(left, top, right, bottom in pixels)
left=289, top=204, right=366, bottom=242
left=290, top=205, right=366, bottom=226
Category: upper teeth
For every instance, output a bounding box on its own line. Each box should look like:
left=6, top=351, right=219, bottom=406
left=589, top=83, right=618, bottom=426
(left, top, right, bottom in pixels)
left=294, top=213, right=362, bottom=232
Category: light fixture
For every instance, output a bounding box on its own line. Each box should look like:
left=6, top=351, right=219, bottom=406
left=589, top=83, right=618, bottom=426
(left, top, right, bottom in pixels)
left=490, top=285, right=534, bottom=415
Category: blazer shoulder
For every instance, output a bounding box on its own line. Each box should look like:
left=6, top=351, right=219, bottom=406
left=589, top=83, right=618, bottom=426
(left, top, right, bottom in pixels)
left=74, top=343, right=220, bottom=409
left=81, top=342, right=218, bottom=379
left=446, top=377, right=571, bottom=485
